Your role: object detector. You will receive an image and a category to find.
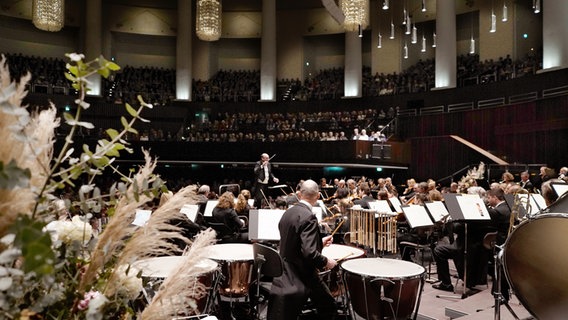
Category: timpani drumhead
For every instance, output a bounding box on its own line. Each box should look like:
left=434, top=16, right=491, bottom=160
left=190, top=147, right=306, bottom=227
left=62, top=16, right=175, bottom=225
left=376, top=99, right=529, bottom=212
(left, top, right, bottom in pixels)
left=341, top=258, right=425, bottom=279
left=322, top=244, right=366, bottom=261
left=205, top=243, right=254, bottom=261
left=503, top=213, right=568, bottom=320
left=133, top=256, right=218, bottom=278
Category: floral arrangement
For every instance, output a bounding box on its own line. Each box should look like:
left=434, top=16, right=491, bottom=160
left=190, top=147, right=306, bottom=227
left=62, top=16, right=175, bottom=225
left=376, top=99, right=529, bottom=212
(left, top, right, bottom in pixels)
left=458, top=161, right=486, bottom=193
left=0, top=53, right=216, bottom=319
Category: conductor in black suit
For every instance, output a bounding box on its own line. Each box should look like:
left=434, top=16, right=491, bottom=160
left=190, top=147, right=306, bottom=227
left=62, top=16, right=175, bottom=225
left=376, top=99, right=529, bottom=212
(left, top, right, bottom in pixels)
left=268, top=179, right=337, bottom=320
left=253, top=153, right=279, bottom=208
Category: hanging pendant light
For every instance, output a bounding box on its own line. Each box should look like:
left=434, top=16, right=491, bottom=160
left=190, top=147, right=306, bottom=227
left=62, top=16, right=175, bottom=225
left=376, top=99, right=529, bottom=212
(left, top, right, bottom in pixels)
left=421, top=34, right=426, bottom=52
left=390, top=19, right=395, bottom=39
left=502, top=1, right=508, bottom=22
left=411, top=24, right=417, bottom=44
left=533, top=0, right=540, bottom=13
left=382, top=0, right=389, bottom=10
left=470, top=37, right=475, bottom=54
left=432, top=32, right=436, bottom=47
left=32, top=0, right=65, bottom=32
left=405, top=15, right=411, bottom=35
left=403, top=42, right=408, bottom=59
left=377, top=33, right=383, bottom=48
left=341, top=0, right=369, bottom=32
left=196, top=0, right=222, bottom=41
left=421, top=0, right=427, bottom=12
left=490, top=10, right=496, bottom=32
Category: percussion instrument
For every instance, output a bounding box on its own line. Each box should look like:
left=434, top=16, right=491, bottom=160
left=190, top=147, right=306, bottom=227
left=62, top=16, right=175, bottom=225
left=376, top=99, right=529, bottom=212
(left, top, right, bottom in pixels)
left=341, top=258, right=425, bottom=320
left=206, top=243, right=254, bottom=298
left=321, top=244, right=366, bottom=298
left=132, top=256, right=218, bottom=313
left=503, top=213, right=568, bottom=319
left=348, top=208, right=397, bottom=254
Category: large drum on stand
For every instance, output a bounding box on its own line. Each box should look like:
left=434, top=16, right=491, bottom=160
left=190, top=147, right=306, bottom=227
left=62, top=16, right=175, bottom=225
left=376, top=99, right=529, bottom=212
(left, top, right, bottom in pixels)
left=133, top=256, right=219, bottom=314
left=321, top=244, right=366, bottom=298
left=341, top=258, right=425, bottom=320
left=503, top=213, right=568, bottom=319
left=205, top=243, right=254, bottom=298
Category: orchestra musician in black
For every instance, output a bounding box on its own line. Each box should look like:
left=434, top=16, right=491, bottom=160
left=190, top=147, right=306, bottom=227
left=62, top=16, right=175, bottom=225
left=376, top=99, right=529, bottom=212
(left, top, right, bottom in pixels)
left=268, top=179, right=337, bottom=320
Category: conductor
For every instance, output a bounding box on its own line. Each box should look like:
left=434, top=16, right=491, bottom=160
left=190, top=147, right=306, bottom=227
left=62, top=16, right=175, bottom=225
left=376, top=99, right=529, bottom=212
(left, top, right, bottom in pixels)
left=267, top=179, right=337, bottom=320
left=253, top=153, right=279, bottom=208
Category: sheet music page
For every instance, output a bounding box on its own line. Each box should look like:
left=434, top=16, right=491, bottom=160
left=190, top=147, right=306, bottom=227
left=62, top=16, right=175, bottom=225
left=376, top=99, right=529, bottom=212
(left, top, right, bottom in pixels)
left=204, top=200, right=218, bottom=217
left=552, top=183, right=568, bottom=198
left=248, top=199, right=255, bottom=207
left=456, top=194, right=491, bottom=220
left=180, top=204, right=199, bottom=222
left=531, top=194, right=547, bottom=211
left=312, top=206, right=323, bottom=222
left=256, top=209, right=285, bottom=240
left=368, top=200, right=394, bottom=213
left=402, top=205, right=434, bottom=228
left=389, top=197, right=403, bottom=213
left=425, top=201, right=450, bottom=222
left=132, top=209, right=152, bottom=226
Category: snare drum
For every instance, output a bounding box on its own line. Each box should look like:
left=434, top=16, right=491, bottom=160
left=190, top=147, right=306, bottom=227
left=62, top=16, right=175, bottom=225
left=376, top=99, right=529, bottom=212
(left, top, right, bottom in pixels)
left=341, top=258, right=425, bottom=320
left=133, top=256, right=218, bottom=313
left=503, top=213, right=568, bottom=319
left=206, top=243, right=254, bottom=297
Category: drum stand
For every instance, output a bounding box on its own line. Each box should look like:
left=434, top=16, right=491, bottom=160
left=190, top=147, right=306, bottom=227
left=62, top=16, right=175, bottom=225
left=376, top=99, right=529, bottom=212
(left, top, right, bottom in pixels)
left=493, top=247, right=520, bottom=320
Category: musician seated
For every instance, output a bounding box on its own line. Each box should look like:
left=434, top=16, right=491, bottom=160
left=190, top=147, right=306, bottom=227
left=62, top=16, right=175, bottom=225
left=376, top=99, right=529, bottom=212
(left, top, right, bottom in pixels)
left=211, top=191, right=248, bottom=243
left=432, top=220, right=493, bottom=292
left=353, top=183, right=375, bottom=209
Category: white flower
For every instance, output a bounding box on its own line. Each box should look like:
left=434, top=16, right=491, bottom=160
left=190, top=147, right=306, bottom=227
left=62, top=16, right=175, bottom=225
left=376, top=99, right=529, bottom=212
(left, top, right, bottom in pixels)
left=115, top=264, right=143, bottom=300
left=50, top=216, right=93, bottom=245
left=68, top=53, right=85, bottom=62
left=86, top=291, right=108, bottom=320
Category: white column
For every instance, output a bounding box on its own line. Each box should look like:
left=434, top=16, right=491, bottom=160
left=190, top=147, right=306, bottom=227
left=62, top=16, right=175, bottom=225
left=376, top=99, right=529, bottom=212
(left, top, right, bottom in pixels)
left=344, top=31, right=362, bottom=97
left=260, top=0, right=276, bottom=101
left=176, top=0, right=192, bottom=100
left=434, top=0, right=456, bottom=89
left=542, top=1, right=568, bottom=71
left=85, top=0, right=102, bottom=96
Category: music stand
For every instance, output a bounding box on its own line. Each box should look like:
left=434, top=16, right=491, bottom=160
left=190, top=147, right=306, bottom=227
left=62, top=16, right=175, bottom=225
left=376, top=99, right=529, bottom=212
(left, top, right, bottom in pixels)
left=248, top=209, right=286, bottom=241
left=439, top=193, right=491, bottom=299
left=401, top=204, right=437, bottom=282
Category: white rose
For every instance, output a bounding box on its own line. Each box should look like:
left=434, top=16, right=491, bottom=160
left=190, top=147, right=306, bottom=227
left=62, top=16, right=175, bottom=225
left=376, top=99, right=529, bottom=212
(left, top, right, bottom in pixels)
left=59, top=216, right=93, bottom=244
left=115, top=264, right=143, bottom=300
left=86, top=291, right=108, bottom=320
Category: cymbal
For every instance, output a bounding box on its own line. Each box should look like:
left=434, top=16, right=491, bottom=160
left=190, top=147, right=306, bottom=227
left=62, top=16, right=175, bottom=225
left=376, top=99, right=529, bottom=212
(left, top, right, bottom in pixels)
left=269, top=184, right=288, bottom=189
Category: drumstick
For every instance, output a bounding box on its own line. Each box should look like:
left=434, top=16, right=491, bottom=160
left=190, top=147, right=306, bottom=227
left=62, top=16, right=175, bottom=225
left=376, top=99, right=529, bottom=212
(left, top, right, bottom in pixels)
left=336, top=252, right=354, bottom=263
left=330, top=219, right=345, bottom=237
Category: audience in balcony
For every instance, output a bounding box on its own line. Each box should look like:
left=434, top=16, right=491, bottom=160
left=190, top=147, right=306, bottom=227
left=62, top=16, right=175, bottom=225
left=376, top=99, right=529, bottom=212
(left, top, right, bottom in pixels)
left=3, top=50, right=543, bottom=104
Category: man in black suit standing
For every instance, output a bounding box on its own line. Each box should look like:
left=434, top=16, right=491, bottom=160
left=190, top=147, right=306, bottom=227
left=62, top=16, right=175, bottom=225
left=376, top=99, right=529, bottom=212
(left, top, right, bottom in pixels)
left=253, top=153, right=279, bottom=208
left=268, top=179, right=337, bottom=320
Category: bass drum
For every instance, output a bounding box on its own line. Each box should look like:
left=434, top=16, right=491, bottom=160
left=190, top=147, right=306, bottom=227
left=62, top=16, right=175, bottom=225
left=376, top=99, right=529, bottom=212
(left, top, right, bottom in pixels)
left=503, top=213, right=568, bottom=320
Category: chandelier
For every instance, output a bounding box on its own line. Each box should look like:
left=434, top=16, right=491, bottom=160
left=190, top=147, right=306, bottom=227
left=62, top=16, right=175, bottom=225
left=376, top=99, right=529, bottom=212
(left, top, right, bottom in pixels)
left=196, top=0, right=222, bottom=41
left=340, top=0, right=369, bottom=32
left=32, top=0, right=65, bottom=32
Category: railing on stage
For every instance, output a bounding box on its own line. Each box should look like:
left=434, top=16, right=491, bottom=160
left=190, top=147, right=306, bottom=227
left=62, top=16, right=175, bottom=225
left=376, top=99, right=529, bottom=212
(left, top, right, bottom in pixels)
left=348, top=208, right=397, bottom=255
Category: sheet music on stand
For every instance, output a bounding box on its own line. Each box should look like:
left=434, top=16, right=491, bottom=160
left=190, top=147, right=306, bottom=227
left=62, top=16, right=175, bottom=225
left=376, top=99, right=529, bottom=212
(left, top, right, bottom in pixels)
left=504, top=194, right=538, bottom=218
left=424, top=201, right=450, bottom=223
left=203, top=200, right=219, bottom=217
left=248, top=209, right=285, bottom=241
left=531, top=193, right=547, bottom=211
left=389, top=197, right=403, bottom=213
left=368, top=200, right=395, bottom=214
left=443, top=193, right=491, bottom=221
left=551, top=182, right=568, bottom=198
left=401, top=204, right=434, bottom=228
left=180, top=204, right=199, bottom=222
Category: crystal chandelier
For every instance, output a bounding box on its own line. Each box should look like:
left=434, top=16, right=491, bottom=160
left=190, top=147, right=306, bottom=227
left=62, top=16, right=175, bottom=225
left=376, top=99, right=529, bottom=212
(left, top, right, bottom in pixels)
left=340, top=0, right=369, bottom=32
left=196, top=0, right=222, bottom=41
left=32, top=0, right=65, bottom=32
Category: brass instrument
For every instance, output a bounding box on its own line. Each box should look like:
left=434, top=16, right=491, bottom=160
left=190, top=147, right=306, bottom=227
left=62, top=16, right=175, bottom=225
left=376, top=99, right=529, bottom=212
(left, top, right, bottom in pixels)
left=508, top=189, right=532, bottom=236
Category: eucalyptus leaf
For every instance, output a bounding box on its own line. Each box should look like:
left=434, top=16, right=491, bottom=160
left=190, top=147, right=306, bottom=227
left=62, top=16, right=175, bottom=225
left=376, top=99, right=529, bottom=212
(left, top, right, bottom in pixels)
left=125, top=103, right=138, bottom=117
left=0, top=160, right=31, bottom=189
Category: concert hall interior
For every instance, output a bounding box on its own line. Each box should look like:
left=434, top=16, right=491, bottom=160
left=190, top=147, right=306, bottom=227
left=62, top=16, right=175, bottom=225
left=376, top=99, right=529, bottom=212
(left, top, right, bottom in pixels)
left=1, top=0, right=568, bottom=319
